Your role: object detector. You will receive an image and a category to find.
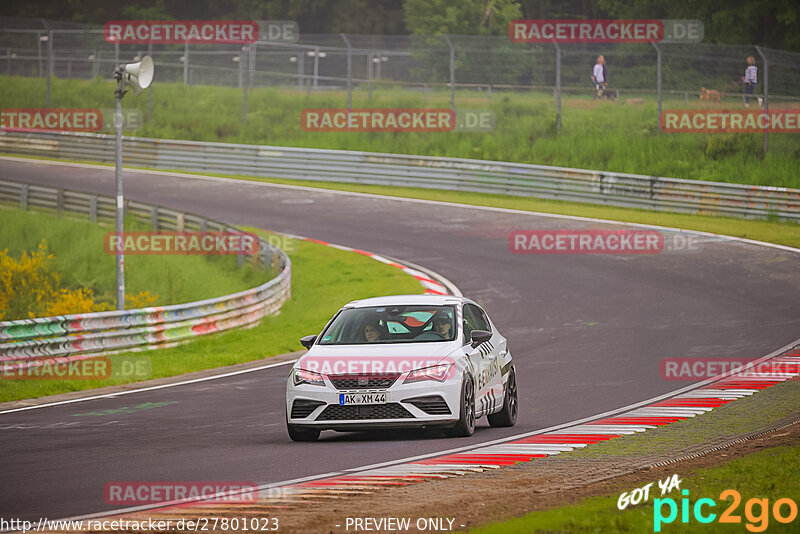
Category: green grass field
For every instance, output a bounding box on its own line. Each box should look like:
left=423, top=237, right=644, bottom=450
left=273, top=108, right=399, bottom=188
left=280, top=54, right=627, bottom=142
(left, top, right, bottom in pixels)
left=471, top=444, right=800, bottom=533
left=2, top=75, right=799, bottom=187
left=0, top=207, right=270, bottom=314
left=0, top=227, right=423, bottom=402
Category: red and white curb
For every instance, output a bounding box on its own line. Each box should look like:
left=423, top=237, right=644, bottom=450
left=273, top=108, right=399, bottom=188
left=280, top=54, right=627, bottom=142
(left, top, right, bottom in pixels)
left=120, top=349, right=799, bottom=516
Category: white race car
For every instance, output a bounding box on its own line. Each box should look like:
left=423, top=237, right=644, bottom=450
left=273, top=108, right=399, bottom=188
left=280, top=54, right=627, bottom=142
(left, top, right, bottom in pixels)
left=285, top=294, right=517, bottom=441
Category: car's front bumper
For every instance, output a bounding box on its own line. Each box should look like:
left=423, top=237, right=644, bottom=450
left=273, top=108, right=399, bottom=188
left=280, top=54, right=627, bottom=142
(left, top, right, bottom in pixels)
left=286, top=373, right=462, bottom=431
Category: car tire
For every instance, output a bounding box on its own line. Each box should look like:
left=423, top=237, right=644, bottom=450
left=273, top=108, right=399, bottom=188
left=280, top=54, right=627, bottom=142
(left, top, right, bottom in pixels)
left=286, top=414, right=320, bottom=442
left=445, top=374, right=475, bottom=437
left=488, top=367, right=518, bottom=428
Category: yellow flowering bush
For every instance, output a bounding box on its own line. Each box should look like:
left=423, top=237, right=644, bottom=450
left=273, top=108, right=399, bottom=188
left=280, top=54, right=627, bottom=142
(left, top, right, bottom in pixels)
left=0, top=239, right=158, bottom=320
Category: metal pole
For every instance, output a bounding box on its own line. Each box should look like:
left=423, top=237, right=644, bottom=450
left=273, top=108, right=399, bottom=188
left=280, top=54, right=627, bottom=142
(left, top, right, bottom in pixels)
left=242, top=46, right=248, bottom=123
left=341, top=33, right=352, bottom=112
left=297, top=51, right=303, bottom=90
left=755, top=46, right=769, bottom=154
left=183, top=42, right=189, bottom=85
left=114, top=81, right=125, bottom=310
left=367, top=51, right=373, bottom=100
left=554, top=42, right=561, bottom=132
left=147, top=42, right=153, bottom=122
left=37, top=34, right=43, bottom=76
left=313, top=46, right=319, bottom=89
left=443, top=35, right=455, bottom=112
left=651, top=42, right=662, bottom=132
left=45, top=33, right=51, bottom=107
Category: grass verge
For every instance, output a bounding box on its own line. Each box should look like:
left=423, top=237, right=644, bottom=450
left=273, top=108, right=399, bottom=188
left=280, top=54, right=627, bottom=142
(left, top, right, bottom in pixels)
left=0, top=228, right=423, bottom=402
left=2, top=75, right=799, bottom=187
left=0, top=207, right=270, bottom=313
left=471, top=444, right=800, bottom=533
left=469, top=379, right=800, bottom=533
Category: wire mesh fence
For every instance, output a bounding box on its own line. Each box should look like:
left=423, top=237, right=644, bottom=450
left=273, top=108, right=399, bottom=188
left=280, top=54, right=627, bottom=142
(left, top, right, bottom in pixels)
left=2, top=17, right=800, bottom=110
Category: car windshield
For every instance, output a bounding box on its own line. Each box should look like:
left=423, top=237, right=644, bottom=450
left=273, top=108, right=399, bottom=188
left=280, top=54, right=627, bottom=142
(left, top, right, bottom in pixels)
left=318, top=305, right=457, bottom=345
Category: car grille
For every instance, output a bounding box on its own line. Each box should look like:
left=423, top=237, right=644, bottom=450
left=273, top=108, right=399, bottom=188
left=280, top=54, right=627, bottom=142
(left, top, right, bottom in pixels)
left=291, top=399, right=325, bottom=418
left=317, top=403, right=414, bottom=420
left=402, top=395, right=452, bottom=415
left=328, top=373, right=400, bottom=390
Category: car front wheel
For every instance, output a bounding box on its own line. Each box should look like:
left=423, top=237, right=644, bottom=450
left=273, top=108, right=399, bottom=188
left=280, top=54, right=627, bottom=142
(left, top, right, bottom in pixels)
left=445, top=374, right=475, bottom=437
left=286, top=414, right=320, bottom=441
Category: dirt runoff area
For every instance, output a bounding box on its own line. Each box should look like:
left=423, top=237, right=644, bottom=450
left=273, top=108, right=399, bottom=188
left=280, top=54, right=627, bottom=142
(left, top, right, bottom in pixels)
left=273, top=419, right=800, bottom=533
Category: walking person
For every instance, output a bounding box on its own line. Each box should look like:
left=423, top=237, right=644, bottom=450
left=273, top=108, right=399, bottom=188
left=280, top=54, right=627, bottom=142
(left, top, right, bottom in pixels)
left=591, top=55, right=605, bottom=99
left=741, top=56, right=759, bottom=107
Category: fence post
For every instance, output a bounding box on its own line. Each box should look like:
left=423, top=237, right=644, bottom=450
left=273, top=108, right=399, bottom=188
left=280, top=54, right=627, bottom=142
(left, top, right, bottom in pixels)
left=56, top=188, right=63, bottom=217
left=651, top=42, right=662, bottom=133
left=313, top=46, right=320, bottom=89
left=367, top=51, right=374, bottom=100
left=443, top=34, right=455, bottom=112
left=297, top=51, right=304, bottom=90
left=20, top=184, right=29, bottom=210
left=554, top=42, right=561, bottom=133
left=90, top=195, right=97, bottom=223
left=150, top=206, right=159, bottom=230
left=183, top=42, right=189, bottom=85
left=242, top=45, right=248, bottom=124
left=46, top=31, right=53, bottom=106
left=36, top=32, right=43, bottom=76
left=340, top=33, right=353, bottom=112
left=755, top=46, right=769, bottom=155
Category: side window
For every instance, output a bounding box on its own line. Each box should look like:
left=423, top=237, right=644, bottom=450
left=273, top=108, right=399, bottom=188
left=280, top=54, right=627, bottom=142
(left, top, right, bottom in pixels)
left=461, top=306, right=475, bottom=343
left=465, top=304, right=491, bottom=332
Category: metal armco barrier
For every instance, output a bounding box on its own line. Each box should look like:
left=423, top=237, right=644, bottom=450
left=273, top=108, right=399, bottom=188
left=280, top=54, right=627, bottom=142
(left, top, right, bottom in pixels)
left=1, top=130, right=799, bottom=220
left=0, top=177, right=291, bottom=361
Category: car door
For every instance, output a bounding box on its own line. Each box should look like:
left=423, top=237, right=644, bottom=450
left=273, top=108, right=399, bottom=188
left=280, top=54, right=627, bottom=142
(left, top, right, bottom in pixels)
left=463, top=303, right=503, bottom=416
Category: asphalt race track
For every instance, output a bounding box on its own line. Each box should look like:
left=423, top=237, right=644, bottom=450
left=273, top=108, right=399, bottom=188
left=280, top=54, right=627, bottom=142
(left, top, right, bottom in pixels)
left=2, top=157, right=799, bottom=521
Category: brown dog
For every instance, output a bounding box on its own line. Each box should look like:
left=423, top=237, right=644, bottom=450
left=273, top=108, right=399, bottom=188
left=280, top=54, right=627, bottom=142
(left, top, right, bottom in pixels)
left=699, top=87, right=721, bottom=102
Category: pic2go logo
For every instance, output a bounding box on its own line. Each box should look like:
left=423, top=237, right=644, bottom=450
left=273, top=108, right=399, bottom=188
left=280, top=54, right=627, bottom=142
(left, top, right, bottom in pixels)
left=654, top=489, right=798, bottom=532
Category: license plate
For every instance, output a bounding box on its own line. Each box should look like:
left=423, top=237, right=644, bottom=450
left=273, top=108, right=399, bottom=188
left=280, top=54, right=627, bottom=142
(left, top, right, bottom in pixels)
left=339, top=393, right=387, bottom=405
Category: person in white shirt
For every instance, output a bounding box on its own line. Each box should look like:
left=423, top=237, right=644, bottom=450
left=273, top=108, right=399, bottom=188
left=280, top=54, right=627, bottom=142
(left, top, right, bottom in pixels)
left=741, top=56, right=759, bottom=107
left=592, top=56, right=606, bottom=99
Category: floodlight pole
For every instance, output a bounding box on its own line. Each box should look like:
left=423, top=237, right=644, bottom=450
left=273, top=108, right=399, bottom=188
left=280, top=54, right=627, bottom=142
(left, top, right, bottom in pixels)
left=114, top=68, right=127, bottom=310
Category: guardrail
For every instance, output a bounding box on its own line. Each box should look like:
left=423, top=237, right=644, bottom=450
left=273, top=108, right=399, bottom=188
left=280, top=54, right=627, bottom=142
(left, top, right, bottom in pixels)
left=0, top=177, right=291, bottom=362
left=1, top=131, right=798, bottom=221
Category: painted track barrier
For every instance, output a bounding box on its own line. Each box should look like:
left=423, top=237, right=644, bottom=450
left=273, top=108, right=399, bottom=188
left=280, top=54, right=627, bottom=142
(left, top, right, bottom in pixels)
left=0, top=178, right=291, bottom=362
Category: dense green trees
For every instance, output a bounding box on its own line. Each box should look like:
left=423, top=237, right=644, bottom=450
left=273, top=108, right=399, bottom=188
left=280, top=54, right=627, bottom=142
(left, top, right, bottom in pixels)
left=4, top=0, right=797, bottom=51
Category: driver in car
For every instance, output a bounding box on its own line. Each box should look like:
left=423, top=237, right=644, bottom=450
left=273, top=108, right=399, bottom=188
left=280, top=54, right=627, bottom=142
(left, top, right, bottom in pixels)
left=432, top=312, right=452, bottom=338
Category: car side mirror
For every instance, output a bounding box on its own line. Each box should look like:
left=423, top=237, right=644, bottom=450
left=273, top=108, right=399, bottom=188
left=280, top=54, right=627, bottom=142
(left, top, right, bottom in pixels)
left=300, top=335, right=317, bottom=350
left=470, top=329, right=492, bottom=348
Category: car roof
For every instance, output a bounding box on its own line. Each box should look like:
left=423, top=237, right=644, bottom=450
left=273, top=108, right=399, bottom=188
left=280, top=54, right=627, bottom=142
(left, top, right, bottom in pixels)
left=344, top=294, right=469, bottom=308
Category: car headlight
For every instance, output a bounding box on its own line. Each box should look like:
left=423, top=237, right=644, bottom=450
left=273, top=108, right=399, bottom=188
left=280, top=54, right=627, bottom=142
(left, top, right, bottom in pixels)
left=403, top=363, right=452, bottom=384
left=292, top=368, right=325, bottom=386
